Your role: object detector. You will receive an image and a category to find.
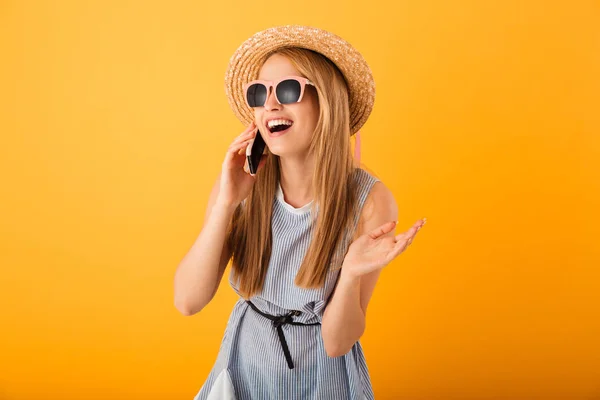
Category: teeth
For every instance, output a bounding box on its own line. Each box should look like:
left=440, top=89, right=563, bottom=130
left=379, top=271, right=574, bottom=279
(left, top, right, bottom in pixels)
left=267, top=119, right=293, bottom=128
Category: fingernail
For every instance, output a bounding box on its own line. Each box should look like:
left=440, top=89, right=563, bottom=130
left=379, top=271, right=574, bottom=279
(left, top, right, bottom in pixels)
left=423, top=217, right=427, bottom=224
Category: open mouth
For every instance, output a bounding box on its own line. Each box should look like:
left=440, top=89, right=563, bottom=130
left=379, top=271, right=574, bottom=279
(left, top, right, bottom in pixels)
left=267, top=120, right=294, bottom=136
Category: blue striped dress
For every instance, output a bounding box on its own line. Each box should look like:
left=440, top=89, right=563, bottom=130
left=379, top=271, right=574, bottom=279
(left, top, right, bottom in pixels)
left=194, top=167, right=380, bottom=400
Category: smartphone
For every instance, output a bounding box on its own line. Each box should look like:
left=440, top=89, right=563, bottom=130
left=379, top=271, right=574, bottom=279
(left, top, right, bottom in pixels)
left=246, top=129, right=267, bottom=175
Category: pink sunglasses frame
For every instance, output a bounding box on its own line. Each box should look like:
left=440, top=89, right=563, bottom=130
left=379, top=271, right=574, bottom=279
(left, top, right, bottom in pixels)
left=242, top=75, right=315, bottom=108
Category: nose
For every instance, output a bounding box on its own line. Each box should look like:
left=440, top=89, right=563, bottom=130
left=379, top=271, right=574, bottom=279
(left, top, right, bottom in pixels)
left=264, top=87, right=281, bottom=111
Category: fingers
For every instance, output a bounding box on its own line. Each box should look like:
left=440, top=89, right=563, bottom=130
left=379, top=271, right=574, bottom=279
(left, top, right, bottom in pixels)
left=232, top=128, right=257, bottom=146
left=368, top=221, right=397, bottom=239
left=394, top=227, right=416, bottom=243
left=228, top=138, right=252, bottom=154
left=225, top=137, right=253, bottom=163
left=226, top=123, right=256, bottom=159
left=225, top=123, right=257, bottom=159
left=394, top=219, right=426, bottom=247
left=370, top=219, right=424, bottom=242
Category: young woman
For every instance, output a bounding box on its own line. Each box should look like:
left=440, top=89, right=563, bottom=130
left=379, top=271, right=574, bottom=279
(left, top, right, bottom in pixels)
left=174, top=25, right=425, bottom=400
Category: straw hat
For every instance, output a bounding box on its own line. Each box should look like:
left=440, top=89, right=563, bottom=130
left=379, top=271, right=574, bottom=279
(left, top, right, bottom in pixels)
left=224, top=25, right=375, bottom=137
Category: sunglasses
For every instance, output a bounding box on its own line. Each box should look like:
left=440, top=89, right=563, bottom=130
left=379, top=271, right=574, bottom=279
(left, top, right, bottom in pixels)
left=243, top=76, right=315, bottom=108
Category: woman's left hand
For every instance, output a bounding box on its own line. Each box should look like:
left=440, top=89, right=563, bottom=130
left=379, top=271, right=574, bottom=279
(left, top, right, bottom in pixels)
left=342, top=218, right=426, bottom=278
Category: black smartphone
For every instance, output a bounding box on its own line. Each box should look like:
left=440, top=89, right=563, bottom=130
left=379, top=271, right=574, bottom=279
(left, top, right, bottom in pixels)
left=246, top=129, right=267, bottom=175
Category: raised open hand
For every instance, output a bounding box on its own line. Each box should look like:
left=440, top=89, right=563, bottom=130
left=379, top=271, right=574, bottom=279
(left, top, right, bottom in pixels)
left=342, top=218, right=426, bottom=278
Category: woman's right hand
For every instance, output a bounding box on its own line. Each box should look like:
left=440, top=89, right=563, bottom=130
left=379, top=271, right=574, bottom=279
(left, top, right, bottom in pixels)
left=217, top=121, right=267, bottom=209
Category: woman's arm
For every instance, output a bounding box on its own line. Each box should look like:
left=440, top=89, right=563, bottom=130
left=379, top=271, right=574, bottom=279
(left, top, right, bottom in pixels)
left=321, top=182, right=399, bottom=357
left=173, top=173, right=236, bottom=316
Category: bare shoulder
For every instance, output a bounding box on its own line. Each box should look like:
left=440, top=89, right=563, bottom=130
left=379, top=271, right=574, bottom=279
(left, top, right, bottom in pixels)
left=353, top=180, right=399, bottom=241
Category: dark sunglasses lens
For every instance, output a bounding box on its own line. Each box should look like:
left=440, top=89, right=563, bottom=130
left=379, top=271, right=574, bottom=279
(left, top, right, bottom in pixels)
left=246, top=84, right=267, bottom=107
left=276, top=79, right=302, bottom=104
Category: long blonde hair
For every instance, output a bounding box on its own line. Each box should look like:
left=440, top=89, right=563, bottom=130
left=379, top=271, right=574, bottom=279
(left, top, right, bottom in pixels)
left=227, top=47, right=363, bottom=298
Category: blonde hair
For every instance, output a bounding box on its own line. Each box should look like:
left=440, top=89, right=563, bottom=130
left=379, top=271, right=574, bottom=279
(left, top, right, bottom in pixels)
left=227, top=47, right=364, bottom=298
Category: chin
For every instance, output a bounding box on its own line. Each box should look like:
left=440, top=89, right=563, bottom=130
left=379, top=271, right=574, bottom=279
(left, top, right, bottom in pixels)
left=267, top=145, right=309, bottom=159
left=264, top=146, right=286, bottom=157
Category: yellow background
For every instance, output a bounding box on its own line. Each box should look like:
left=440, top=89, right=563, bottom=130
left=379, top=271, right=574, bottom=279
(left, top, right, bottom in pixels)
left=1, top=1, right=599, bottom=399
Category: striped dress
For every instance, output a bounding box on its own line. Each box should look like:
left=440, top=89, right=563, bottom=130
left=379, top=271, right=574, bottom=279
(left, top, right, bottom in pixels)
left=194, top=167, right=380, bottom=400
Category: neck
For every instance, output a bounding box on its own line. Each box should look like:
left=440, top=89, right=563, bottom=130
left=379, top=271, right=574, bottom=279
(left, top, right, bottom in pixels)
left=278, top=154, right=315, bottom=208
